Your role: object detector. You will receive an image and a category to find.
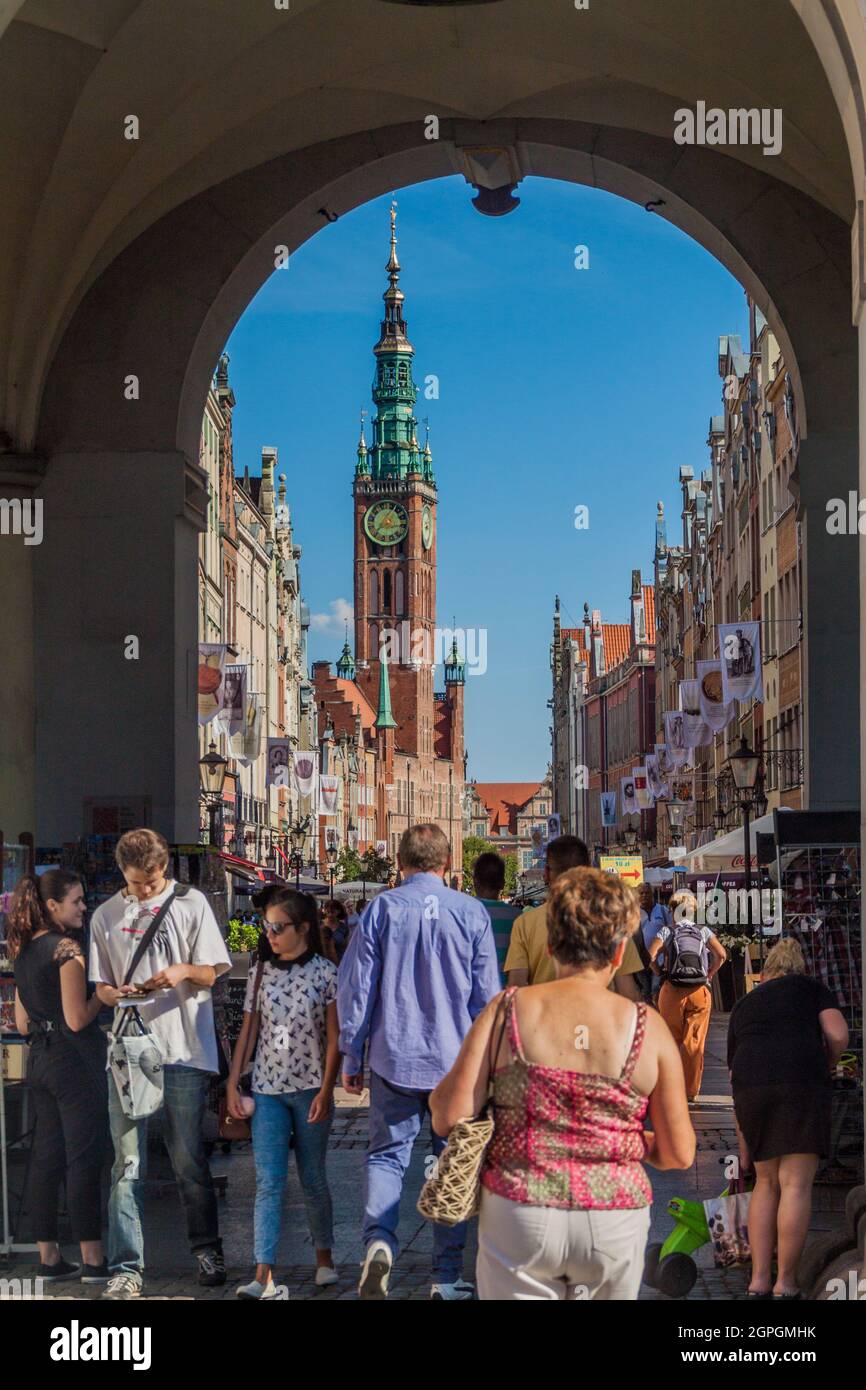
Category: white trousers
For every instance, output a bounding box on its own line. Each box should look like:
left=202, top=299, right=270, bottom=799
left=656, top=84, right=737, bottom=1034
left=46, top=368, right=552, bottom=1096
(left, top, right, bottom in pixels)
left=476, top=1188, right=651, bottom=1300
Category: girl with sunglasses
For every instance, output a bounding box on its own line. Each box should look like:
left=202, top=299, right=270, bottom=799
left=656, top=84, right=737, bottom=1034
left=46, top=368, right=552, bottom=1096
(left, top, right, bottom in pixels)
left=227, top=889, right=339, bottom=1299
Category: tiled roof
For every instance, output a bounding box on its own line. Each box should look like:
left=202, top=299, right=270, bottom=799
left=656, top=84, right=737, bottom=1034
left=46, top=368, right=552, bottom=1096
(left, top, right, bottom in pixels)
left=601, top=623, right=631, bottom=671
left=561, top=628, right=588, bottom=654
left=334, top=679, right=377, bottom=729
left=642, top=584, right=656, bottom=643
left=473, top=781, right=545, bottom=835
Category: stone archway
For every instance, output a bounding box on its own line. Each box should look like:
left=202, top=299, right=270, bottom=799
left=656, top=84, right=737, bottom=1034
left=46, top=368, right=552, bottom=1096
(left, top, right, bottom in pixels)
left=29, top=117, right=857, bottom=842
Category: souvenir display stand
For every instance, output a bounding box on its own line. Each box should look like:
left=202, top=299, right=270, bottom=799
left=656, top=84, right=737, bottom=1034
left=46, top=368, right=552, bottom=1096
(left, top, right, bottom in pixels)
left=774, top=811, right=863, bottom=1180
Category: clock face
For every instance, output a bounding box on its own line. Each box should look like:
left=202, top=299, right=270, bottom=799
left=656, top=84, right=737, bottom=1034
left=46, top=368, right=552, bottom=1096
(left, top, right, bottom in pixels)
left=364, top=500, right=408, bottom=546
left=421, top=505, right=433, bottom=550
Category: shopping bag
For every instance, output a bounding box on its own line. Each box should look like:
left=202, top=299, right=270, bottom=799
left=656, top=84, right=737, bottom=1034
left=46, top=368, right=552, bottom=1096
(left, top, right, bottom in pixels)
left=703, top=1188, right=751, bottom=1268
left=107, top=1007, right=165, bottom=1120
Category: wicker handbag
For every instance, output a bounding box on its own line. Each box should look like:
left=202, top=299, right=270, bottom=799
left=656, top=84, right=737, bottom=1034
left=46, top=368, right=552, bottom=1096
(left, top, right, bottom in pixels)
left=417, top=992, right=510, bottom=1227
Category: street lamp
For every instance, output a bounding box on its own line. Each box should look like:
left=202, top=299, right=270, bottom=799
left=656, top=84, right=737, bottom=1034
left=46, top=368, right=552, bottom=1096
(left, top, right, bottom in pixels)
left=289, top=818, right=307, bottom=890
left=667, top=801, right=687, bottom=849
left=199, top=741, right=228, bottom=847
left=727, top=736, right=762, bottom=970
left=326, top=840, right=339, bottom=901
left=623, top=825, right=638, bottom=852
left=714, top=806, right=727, bottom=835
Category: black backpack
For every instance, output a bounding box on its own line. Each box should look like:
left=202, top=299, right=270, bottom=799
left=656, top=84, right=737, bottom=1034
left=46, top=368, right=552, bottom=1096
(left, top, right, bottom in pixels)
left=662, top=921, right=709, bottom=987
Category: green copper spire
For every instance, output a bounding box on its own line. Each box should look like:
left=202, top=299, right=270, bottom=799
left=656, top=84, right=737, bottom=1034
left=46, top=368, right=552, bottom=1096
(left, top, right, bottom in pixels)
left=366, top=201, right=431, bottom=483
left=336, top=626, right=356, bottom=679
left=375, top=644, right=397, bottom=729
left=444, top=635, right=466, bottom=685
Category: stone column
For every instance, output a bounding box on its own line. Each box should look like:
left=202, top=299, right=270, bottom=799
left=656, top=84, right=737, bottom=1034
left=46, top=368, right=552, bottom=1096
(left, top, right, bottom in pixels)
left=0, top=457, right=44, bottom=841
left=33, top=451, right=207, bottom=845
left=798, top=429, right=860, bottom=809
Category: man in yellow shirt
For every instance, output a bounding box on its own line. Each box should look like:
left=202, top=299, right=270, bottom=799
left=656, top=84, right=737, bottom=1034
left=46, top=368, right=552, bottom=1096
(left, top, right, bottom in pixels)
left=505, top=836, right=645, bottom=1000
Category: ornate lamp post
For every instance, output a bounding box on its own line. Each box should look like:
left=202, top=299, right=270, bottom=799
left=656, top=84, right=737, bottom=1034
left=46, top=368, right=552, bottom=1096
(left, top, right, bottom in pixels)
left=623, top=824, right=638, bottom=852
left=326, top=840, right=339, bottom=901
left=666, top=801, right=687, bottom=849
left=289, top=817, right=308, bottom=890
left=199, top=741, right=228, bottom=847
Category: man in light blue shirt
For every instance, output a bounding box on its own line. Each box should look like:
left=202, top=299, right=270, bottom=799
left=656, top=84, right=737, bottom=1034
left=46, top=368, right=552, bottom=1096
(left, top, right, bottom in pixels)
left=338, top=823, right=500, bottom=1301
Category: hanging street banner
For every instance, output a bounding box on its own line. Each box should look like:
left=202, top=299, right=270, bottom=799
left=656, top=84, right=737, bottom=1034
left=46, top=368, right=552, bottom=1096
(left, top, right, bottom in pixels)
left=266, top=737, right=291, bottom=787
left=621, top=775, right=639, bottom=815
left=679, top=679, right=712, bottom=747
left=600, top=854, right=644, bottom=886
left=696, top=660, right=735, bottom=733
left=198, top=643, right=227, bottom=725
left=669, top=770, right=695, bottom=806
left=292, top=749, right=318, bottom=797
left=645, top=754, right=668, bottom=801
left=632, top=765, right=653, bottom=809
left=664, top=710, right=690, bottom=766
left=375, top=840, right=388, bottom=858
left=230, top=692, right=264, bottom=767
left=719, top=621, right=763, bottom=707
left=217, top=664, right=247, bottom=736
left=600, top=791, right=617, bottom=827
left=544, top=812, right=562, bottom=844
left=319, top=773, right=340, bottom=817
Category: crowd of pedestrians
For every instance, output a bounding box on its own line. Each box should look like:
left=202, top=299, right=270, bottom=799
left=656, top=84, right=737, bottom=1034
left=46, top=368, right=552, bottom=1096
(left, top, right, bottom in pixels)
left=4, top=822, right=845, bottom=1301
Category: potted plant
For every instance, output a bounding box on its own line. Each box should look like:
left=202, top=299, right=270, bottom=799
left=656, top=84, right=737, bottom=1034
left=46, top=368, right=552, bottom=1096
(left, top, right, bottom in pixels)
left=227, top=918, right=261, bottom=977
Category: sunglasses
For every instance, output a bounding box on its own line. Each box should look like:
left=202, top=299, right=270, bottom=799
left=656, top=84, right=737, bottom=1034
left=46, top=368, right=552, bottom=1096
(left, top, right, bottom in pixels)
left=264, top=918, right=295, bottom=935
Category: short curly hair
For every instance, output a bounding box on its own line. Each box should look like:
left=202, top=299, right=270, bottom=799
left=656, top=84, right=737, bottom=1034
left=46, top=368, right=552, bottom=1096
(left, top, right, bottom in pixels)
left=115, top=828, right=170, bottom=874
left=547, top=866, right=640, bottom=969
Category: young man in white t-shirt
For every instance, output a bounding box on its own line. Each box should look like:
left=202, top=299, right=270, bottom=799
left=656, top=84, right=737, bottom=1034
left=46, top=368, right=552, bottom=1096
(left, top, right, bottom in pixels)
left=89, top=828, right=231, bottom=1300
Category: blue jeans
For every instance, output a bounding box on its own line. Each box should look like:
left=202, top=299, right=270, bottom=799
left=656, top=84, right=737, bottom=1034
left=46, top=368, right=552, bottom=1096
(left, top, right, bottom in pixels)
left=365, top=1071, right=468, bottom=1283
left=107, top=1063, right=220, bottom=1279
left=251, top=1089, right=334, bottom=1264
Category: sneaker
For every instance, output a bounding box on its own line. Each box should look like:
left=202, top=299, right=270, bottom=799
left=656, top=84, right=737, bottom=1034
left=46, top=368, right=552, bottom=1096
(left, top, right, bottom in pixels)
left=197, top=1249, right=226, bottom=1287
left=102, top=1273, right=142, bottom=1301
left=236, top=1276, right=278, bottom=1300
left=37, top=1258, right=81, bottom=1282
left=358, top=1240, right=392, bottom=1300
left=315, top=1265, right=339, bottom=1287
left=80, top=1261, right=111, bottom=1284
left=430, top=1278, right=475, bottom=1301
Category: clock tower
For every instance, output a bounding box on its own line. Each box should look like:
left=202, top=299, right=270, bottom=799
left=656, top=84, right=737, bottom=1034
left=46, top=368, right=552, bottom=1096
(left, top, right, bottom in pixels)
left=353, top=204, right=437, bottom=760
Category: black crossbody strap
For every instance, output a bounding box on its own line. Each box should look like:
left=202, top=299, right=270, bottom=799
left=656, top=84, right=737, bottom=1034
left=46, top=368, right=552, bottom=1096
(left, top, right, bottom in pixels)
left=121, top=883, right=190, bottom=987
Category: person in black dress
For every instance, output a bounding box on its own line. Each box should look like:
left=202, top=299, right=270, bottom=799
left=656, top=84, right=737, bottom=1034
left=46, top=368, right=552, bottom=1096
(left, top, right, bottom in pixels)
left=727, top=937, right=848, bottom=1299
left=9, top=869, right=109, bottom=1282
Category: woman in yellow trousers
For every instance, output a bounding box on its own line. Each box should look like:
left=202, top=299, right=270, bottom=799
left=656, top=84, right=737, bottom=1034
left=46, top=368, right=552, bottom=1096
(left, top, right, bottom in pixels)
left=648, top=891, right=727, bottom=1101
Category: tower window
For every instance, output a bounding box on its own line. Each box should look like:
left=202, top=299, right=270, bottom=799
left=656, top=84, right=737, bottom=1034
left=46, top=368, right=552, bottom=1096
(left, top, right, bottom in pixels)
left=395, top=569, right=405, bottom=616
left=370, top=569, right=378, bottom=612
left=382, top=569, right=392, bottom=613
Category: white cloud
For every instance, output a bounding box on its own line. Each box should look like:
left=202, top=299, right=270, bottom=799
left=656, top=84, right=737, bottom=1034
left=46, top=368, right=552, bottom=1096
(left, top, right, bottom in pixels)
left=310, top=597, right=353, bottom=634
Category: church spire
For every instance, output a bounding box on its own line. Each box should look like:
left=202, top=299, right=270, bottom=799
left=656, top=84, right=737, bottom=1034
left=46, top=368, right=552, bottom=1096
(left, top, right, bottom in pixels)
left=375, top=645, right=397, bottom=729
left=366, top=202, right=431, bottom=482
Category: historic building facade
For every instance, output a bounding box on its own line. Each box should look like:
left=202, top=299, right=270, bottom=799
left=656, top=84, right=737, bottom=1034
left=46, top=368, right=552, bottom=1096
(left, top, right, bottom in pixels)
left=652, top=299, right=805, bottom=855
left=551, top=581, right=656, bottom=851
left=312, top=210, right=466, bottom=876
left=197, top=360, right=315, bottom=867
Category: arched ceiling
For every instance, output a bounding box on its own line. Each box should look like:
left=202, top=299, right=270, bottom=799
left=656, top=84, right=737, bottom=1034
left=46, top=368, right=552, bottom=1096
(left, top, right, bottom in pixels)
left=0, top=0, right=854, bottom=449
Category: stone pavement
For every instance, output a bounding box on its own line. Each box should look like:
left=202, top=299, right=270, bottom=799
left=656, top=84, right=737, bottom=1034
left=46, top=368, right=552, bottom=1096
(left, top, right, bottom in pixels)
left=0, top=1014, right=853, bottom=1301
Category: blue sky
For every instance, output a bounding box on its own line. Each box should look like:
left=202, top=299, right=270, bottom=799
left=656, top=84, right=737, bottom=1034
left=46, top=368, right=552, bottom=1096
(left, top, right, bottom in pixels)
left=225, top=176, right=748, bottom=781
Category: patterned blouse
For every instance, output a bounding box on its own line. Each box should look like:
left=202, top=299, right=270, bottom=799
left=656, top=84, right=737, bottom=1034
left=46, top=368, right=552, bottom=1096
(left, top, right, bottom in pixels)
left=244, top=951, right=337, bottom=1096
left=482, top=988, right=652, bottom=1210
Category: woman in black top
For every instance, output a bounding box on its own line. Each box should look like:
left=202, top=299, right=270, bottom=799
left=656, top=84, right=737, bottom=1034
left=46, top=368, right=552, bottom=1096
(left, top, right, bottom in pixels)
left=9, top=869, right=109, bottom=1282
left=727, top=938, right=848, bottom=1299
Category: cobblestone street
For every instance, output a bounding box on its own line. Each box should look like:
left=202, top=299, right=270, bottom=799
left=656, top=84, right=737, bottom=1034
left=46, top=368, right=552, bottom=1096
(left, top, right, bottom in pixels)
left=1, top=1016, right=851, bottom=1302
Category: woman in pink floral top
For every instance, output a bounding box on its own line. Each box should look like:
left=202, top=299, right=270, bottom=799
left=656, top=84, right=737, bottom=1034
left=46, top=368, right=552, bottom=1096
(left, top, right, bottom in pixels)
left=431, top=866, right=695, bottom=1300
